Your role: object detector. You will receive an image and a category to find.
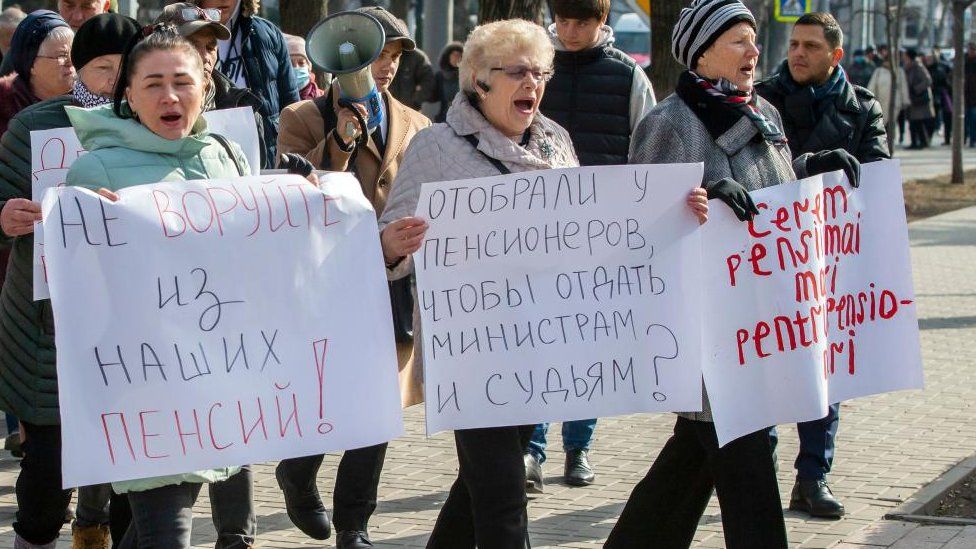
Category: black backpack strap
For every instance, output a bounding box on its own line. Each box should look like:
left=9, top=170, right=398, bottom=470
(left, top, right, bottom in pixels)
left=463, top=133, right=511, bottom=175
left=210, top=132, right=246, bottom=176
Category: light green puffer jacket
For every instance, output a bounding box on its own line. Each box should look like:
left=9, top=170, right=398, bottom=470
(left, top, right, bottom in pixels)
left=64, top=105, right=248, bottom=494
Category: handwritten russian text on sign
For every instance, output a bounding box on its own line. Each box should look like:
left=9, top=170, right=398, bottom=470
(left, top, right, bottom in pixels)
left=43, top=174, right=403, bottom=487
left=414, top=164, right=706, bottom=433
left=702, top=161, right=923, bottom=446
left=30, top=107, right=260, bottom=300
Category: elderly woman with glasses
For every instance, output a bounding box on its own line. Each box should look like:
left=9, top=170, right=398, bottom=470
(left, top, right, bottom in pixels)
left=378, top=17, right=705, bottom=548
left=0, top=10, right=74, bottom=136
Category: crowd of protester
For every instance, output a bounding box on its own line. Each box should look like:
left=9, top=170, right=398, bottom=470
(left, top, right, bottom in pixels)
left=0, top=0, right=925, bottom=547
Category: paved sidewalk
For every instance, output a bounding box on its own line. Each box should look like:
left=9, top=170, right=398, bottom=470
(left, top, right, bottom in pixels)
left=0, top=147, right=973, bottom=548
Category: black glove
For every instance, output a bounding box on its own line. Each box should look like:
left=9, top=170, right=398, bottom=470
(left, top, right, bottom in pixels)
left=703, top=178, right=759, bottom=222
left=805, top=149, right=860, bottom=188
left=278, top=153, right=314, bottom=177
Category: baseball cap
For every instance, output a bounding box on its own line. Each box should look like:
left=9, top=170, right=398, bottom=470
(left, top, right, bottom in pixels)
left=155, top=2, right=231, bottom=41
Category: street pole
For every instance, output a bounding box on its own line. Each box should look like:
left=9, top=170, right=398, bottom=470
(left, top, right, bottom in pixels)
left=422, top=0, right=452, bottom=58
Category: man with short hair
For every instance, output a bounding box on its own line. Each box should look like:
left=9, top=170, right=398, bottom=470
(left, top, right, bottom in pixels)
left=526, top=0, right=656, bottom=493
left=0, top=7, right=26, bottom=58
left=58, top=0, right=110, bottom=31
left=756, top=11, right=888, bottom=519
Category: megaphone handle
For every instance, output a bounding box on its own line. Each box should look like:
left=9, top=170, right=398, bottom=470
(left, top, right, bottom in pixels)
left=338, top=98, right=371, bottom=150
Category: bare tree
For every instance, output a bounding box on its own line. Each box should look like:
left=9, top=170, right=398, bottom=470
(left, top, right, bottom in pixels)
left=881, top=0, right=908, bottom=154
left=950, top=0, right=975, bottom=183
left=279, top=1, right=328, bottom=37
left=649, top=0, right=683, bottom=98
left=478, top=0, right=548, bottom=25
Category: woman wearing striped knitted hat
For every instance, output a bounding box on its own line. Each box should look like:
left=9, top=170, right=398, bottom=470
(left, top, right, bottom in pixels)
left=606, top=1, right=803, bottom=546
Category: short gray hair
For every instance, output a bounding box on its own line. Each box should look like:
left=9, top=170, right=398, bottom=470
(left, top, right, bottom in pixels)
left=459, top=19, right=554, bottom=94
left=39, top=26, right=75, bottom=51
left=0, top=7, right=27, bottom=29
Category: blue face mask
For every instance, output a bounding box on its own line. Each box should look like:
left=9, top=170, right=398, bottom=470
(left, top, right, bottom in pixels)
left=294, top=66, right=311, bottom=89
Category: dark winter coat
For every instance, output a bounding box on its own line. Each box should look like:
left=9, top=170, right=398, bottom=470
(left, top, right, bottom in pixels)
left=0, top=95, right=76, bottom=425
left=211, top=69, right=267, bottom=168
left=756, top=65, right=890, bottom=163
left=389, top=48, right=435, bottom=110
left=231, top=14, right=299, bottom=166
left=905, top=60, right=935, bottom=121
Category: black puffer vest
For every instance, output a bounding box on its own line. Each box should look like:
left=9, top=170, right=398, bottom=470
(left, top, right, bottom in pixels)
left=540, top=44, right=636, bottom=166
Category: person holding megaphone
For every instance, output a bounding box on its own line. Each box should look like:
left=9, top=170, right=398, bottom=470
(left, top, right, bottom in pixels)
left=275, top=7, right=430, bottom=549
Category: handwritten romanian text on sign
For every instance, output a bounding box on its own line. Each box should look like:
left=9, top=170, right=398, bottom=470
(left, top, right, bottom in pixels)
left=42, top=174, right=403, bottom=487
left=414, top=164, right=706, bottom=433
left=702, top=161, right=923, bottom=446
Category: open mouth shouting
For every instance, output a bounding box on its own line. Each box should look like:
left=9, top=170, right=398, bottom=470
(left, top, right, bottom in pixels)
left=160, top=111, right=184, bottom=129
left=513, top=97, right=537, bottom=116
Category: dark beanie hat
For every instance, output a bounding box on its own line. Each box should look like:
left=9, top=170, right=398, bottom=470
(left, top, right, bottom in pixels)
left=8, top=10, right=70, bottom=84
left=672, top=0, right=756, bottom=70
left=71, top=14, right=142, bottom=71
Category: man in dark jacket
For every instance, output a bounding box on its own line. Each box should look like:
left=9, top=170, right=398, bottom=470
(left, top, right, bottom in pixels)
left=965, top=43, right=976, bottom=146
left=927, top=49, right=952, bottom=145
left=524, top=0, right=657, bottom=495
left=194, top=0, right=299, bottom=167
left=389, top=44, right=435, bottom=110
left=756, top=11, right=889, bottom=520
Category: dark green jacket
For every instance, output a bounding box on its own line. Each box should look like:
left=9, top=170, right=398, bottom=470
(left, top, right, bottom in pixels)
left=0, top=95, right=76, bottom=425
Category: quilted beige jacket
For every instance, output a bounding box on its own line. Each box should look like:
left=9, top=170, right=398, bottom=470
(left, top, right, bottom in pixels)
left=378, top=92, right=579, bottom=395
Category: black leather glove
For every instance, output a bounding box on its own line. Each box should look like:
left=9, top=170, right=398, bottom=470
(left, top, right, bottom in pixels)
left=703, top=178, right=759, bottom=222
left=278, top=153, right=314, bottom=177
left=805, top=149, right=861, bottom=188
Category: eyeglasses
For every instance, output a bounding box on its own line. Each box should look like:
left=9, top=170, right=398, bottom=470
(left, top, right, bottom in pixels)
left=491, top=65, right=553, bottom=83
left=36, top=53, right=72, bottom=66
left=181, top=7, right=222, bottom=22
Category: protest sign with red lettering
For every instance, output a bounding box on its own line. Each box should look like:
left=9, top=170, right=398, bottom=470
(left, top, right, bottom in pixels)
left=30, top=107, right=260, bottom=300
left=413, top=164, right=706, bottom=433
left=42, top=174, right=403, bottom=487
left=702, top=160, right=923, bottom=446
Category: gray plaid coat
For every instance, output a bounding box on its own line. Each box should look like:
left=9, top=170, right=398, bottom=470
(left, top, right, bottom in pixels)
left=630, top=93, right=808, bottom=422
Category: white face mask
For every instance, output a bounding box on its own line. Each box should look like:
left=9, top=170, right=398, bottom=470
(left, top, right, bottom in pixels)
left=294, top=66, right=310, bottom=89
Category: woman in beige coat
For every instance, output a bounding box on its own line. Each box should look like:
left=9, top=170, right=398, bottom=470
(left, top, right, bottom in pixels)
left=867, top=60, right=910, bottom=130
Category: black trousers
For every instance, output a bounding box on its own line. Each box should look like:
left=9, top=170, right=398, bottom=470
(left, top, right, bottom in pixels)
left=426, top=425, right=534, bottom=549
left=605, top=417, right=787, bottom=549
left=13, top=422, right=73, bottom=545
left=910, top=119, right=930, bottom=148
left=276, top=443, right=388, bottom=531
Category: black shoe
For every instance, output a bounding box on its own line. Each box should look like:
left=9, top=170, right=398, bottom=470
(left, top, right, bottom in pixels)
left=524, top=453, right=544, bottom=494
left=275, top=463, right=332, bottom=540
left=337, top=530, right=373, bottom=548
left=564, top=449, right=595, bottom=486
left=789, top=478, right=845, bottom=518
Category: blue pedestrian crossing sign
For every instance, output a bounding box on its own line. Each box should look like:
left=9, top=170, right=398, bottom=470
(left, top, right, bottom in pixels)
left=775, top=0, right=811, bottom=22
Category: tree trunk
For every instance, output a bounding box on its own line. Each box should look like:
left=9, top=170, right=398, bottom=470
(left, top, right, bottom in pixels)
left=388, top=0, right=411, bottom=20
left=279, top=1, right=328, bottom=38
left=885, top=0, right=907, bottom=156
left=650, top=0, right=683, bottom=98
left=454, top=0, right=472, bottom=42
left=951, top=1, right=973, bottom=184
left=478, top=0, right=548, bottom=25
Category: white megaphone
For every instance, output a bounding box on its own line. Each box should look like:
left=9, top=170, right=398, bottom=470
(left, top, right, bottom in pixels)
left=306, top=10, right=386, bottom=132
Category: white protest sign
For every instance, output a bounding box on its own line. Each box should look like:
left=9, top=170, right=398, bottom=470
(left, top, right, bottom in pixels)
left=702, top=160, right=923, bottom=446
left=29, top=128, right=85, bottom=300
left=30, top=107, right=261, bottom=300
left=414, top=164, right=706, bottom=434
left=201, top=107, right=261, bottom=174
left=42, top=174, right=403, bottom=487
